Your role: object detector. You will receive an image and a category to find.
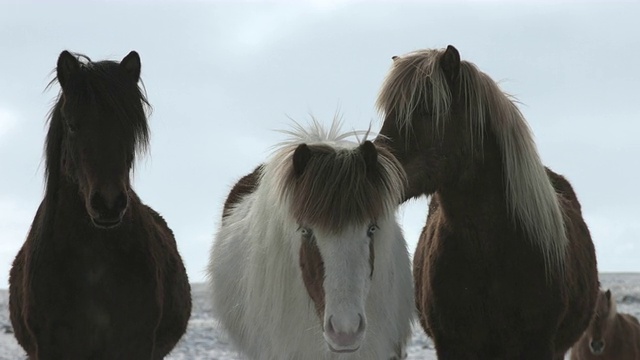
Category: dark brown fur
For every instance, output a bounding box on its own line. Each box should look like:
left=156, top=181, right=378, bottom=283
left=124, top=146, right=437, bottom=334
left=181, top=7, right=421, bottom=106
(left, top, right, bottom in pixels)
left=9, top=51, right=191, bottom=359
left=222, top=165, right=262, bottom=219
left=376, top=45, right=598, bottom=359
left=570, top=290, right=640, bottom=360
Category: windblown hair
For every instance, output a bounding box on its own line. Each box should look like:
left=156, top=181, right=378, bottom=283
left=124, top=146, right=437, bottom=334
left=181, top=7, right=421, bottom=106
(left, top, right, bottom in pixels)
left=262, top=118, right=406, bottom=233
left=376, top=48, right=568, bottom=272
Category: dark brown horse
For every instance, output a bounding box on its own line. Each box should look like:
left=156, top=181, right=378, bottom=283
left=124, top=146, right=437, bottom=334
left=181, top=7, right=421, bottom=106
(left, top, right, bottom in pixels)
left=9, top=51, right=191, bottom=359
left=375, top=45, right=598, bottom=359
left=571, top=289, right=640, bottom=359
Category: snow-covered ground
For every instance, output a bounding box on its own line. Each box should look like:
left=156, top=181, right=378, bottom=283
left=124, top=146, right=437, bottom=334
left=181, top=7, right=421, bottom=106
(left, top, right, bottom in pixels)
left=1, top=273, right=638, bottom=360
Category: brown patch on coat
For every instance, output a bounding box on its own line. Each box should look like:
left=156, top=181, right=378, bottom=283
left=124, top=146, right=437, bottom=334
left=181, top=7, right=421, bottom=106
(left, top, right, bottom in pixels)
left=299, top=237, right=326, bottom=319
left=222, top=165, right=262, bottom=218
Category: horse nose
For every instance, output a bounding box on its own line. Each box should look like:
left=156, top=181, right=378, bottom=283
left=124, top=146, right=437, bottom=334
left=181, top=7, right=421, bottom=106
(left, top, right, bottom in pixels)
left=324, top=313, right=365, bottom=353
left=89, top=186, right=128, bottom=227
left=590, top=339, right=605, bottom=354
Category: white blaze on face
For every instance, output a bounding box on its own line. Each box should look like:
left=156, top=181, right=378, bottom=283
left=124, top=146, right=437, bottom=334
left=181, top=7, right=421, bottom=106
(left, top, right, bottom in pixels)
left=314, top=224, right=374, bottom=353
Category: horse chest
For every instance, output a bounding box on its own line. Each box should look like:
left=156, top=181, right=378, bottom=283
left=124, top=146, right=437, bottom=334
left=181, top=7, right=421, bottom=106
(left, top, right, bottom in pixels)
left=83, top=260, right=108, bottom=285
left=35, top=239, right=155, bottom=315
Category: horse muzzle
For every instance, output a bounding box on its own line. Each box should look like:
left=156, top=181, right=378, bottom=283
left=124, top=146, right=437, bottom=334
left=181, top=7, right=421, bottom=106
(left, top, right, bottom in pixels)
left=589, top=339, right=605, bottom=355
left=323, top=313, right=366, bottom=353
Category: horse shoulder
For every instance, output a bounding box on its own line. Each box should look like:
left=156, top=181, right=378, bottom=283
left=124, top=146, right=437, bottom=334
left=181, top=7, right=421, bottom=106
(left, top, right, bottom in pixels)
left=135, top=198, right=191, bottom=354
left=143, top=204, right=174, bottom=237
left=8, top=200, right=51, bottom=356
left=8, top=246, right=34, bottom=355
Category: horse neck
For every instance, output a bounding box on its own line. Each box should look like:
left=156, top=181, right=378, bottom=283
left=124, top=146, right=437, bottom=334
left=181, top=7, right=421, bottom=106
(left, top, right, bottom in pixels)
left=375, top=116, right=426, bottom=201
left=377, top=110, right=505, bottom=207
left=435, top=122, right=510, bottom=221
left=603, top=313, right=625, bottom=347
left=42, top=171, right=140, bottom=243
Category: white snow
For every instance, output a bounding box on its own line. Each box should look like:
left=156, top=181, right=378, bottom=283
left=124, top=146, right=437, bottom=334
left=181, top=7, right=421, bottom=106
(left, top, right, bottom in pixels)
left=1, top=273, right=638, bottom=360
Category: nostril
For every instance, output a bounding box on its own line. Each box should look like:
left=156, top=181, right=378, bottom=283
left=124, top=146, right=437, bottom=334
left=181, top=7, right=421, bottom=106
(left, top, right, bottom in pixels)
left=114, top=191, right=128, bottom=213
left=324, top=314, right=364, bottom=351
left=326, top=315, right=335, bottom=334
left=326, top=314, right=366, bottom=335
left=357, top=313, right=365, bottom=334
left=90, top=192, right=107, bottom=214
left=89, top=190, right=127, bottom=218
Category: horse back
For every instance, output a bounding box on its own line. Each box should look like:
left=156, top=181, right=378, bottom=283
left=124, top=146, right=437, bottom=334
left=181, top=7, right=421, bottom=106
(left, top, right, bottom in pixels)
left=603, top=313, right=640, bottom=360
left=620, top=313, right=640, bottom=339
left=621, top=313, right=640, bottom=358
left=222, top=165, right=262, bottom=218
left=545, top=168, right=599, bottom=354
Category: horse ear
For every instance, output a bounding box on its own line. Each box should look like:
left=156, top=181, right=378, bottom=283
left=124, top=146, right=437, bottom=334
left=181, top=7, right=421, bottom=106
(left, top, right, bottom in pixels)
left=57, top=50, right=80, bottom=91
left=605, top=289, right=611, bottom=301
left=293, top=144, right=312, bottom=177
left=360, top=140, right=378, bottom=172
left=440, top=45, right=461, bottom=80
left=120, top=51, right=141, bottom=82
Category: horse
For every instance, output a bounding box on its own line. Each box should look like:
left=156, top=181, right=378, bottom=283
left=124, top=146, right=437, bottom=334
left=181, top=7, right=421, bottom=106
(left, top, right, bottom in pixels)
left=9, top=50, right=191, bottom=359
left=374, top=45, right=599, bottom=359
left=207, top=120, right=414, bottom=359
left=570, top=289, right=640, bottom=359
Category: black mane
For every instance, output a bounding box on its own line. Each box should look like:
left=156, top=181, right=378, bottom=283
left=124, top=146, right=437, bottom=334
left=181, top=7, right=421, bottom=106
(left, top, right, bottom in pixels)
left=44, top=52, right=151, bottom=189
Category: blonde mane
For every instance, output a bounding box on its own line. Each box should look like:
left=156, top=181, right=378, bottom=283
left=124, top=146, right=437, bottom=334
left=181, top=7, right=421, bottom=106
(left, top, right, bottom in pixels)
left=261, top=117, right=406, bottom=233
left=376, top=48, right=567, bottom=273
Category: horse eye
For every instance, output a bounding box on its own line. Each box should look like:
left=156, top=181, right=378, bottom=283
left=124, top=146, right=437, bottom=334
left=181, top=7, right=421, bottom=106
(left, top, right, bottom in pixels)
left=300, top=227, right=313, bottom=238
left=367, top=225, right=378, bottom=237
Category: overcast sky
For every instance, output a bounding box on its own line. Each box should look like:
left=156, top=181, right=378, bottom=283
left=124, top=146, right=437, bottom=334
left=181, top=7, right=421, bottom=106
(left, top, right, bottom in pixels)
left=1, top=1, right=638, bottom=288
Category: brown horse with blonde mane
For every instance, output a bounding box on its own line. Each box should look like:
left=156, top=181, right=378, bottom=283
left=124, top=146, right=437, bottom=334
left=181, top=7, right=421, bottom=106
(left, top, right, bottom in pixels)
left=375, top=45, right=598, bottom=359
left=9, top=51, right=191, bottom=359
left=571, top=289, right=640, bottom=359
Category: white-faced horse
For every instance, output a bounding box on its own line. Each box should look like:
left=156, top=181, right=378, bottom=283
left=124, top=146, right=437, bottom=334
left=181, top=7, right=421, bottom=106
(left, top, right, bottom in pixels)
left=208, top=121, right=414, bottom=359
